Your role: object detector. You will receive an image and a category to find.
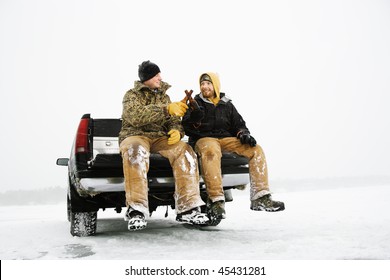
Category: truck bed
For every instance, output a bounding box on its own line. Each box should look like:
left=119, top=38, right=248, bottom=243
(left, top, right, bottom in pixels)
left=76, top=118, right=250, bottom=194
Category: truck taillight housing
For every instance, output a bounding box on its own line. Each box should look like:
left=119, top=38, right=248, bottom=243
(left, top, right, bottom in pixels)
left=75, top=116, right=90, bottom=153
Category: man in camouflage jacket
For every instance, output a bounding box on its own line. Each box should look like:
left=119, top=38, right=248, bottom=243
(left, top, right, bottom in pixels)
left=119, top=61, right=208, bottom=231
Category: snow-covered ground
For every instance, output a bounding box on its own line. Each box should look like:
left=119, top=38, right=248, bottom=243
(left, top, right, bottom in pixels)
left=1, top=180, right=389, bottom=260
left=1, top=179, right=390, bottom=279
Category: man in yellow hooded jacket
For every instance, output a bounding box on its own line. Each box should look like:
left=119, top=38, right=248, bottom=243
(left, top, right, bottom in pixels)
left=182, top=72, right=285, bottom=224
left=119, top=61, right=208, bottom=231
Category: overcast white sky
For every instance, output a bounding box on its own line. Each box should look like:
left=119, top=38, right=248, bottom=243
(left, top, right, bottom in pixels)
left=1, top=0, right=389, bottom=192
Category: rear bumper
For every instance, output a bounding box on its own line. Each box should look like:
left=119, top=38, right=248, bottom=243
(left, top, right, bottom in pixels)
left=78, top=173, right=250, bottom=194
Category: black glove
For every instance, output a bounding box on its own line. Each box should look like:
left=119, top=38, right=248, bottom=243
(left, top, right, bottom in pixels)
left=238, top=131, right=257, bottom=147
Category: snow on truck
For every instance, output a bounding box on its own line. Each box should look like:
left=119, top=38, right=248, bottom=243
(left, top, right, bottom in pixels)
left=57, top=113, right=250, bottom=236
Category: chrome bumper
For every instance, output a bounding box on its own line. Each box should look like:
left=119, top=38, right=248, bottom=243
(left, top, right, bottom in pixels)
left=78, top=173, right=249, bottom=194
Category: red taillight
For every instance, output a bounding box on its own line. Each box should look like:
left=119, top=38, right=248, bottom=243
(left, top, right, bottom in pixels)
left=75, top=118, right=89, bottom=153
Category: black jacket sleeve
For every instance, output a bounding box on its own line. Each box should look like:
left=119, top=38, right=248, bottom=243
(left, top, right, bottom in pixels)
left=229, top=103, right=250, bottom=136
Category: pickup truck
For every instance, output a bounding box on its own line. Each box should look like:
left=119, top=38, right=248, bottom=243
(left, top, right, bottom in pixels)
left=57, top=114, right=249, bottom=236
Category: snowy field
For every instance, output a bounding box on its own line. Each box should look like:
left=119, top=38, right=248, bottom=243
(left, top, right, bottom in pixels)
left=1, top=180, right=389, bottom=260
left=1, top=179, right=390, bottom=279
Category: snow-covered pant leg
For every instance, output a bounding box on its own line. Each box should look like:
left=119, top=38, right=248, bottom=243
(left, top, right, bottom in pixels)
left=120, top=136, right=151, bottom=217
left=219, top=137, right=271, bottom=200
left=195, top=138, right=225, bottom=203
left=151, top=137, right=205, bottom=214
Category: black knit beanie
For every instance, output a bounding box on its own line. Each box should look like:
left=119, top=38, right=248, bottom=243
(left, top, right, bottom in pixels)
left=138, top=60, right=161, bottom=82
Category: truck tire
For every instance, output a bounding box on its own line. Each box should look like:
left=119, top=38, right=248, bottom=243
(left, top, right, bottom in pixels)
left=205, top=216, right=222, bottom=226
left=67, top=179, right=99, bottom=236
left=67, top=194, right=71, bottom=222
left=70, top=211, right=97, bottom=237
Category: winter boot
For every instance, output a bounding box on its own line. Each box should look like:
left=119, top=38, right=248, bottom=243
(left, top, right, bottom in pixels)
left=176, top=207, right=209, bottom=225
left=125, top=207, right=147, bottom=231
left=207, top=200, right=226, bottom=226
left=250, top=194, right=285, bottom=212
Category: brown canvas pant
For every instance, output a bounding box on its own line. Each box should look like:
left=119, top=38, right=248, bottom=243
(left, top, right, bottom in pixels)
left=120, top=136, right=204, bottom=217
left=195, top=137, right=271, bottom=203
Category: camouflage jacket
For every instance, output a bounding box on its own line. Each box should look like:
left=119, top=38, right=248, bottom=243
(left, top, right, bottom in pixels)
left=118, top=81, right=184, bottom=144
